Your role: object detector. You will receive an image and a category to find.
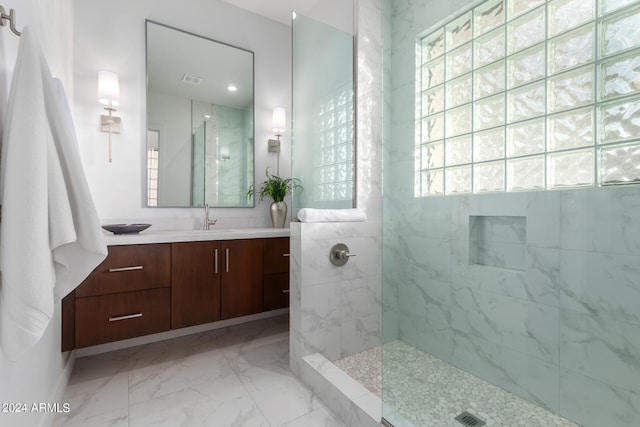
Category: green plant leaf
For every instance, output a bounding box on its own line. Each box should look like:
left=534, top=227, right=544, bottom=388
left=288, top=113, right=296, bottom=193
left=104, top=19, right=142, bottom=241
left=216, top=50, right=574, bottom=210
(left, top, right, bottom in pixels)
left=246, top=167, right=303, bottom=203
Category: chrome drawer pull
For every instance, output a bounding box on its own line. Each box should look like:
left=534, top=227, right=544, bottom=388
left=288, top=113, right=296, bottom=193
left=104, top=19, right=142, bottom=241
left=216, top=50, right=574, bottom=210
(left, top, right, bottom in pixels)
left=282, top=289, right=291, bottom=294
left=108, top=313, right=142, bottom=322
left=108, top=266, right=143, bottom=273
left=214, top=248, right=219, bottom=274
left=225, top=248, right=230, bottom=273
left=282, top=253, right=290, bottom=257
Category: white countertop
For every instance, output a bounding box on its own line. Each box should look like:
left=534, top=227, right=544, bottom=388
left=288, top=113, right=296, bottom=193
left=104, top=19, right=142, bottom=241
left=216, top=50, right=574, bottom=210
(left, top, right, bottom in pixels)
left=104, top=227, right=290, bottom=246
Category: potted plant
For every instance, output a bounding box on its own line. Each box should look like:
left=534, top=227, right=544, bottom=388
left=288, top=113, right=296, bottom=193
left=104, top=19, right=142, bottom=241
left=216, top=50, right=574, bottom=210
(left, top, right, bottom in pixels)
left=247, top=168, right=303, bottom=228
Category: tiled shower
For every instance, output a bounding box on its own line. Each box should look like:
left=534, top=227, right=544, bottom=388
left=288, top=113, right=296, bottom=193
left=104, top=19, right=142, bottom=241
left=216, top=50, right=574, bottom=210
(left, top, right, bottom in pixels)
left=383, top=0, right=640, bottom=426
left=290, top=0, right=639, bottom=426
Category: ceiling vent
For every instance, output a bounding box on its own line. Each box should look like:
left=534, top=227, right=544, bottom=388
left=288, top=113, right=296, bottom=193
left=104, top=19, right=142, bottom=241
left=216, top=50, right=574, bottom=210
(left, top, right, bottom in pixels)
left=181, top=74, right=203, bottom=85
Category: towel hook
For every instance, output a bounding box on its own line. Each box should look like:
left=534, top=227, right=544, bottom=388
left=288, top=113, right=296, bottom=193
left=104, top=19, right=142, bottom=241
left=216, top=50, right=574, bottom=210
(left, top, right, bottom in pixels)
left=0, top=6, right=21, bottom=36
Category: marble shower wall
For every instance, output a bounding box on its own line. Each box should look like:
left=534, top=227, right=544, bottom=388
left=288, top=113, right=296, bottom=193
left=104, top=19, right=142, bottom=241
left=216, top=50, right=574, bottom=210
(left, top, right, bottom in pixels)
left=386, top=188, right=640, bottom=427
left=384, top=1, right=640, bottom=426
left=291, top=221, right=382, bottom=365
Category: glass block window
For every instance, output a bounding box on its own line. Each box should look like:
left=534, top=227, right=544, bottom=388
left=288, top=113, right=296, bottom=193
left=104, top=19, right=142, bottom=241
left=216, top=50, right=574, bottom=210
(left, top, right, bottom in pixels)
left=418, top=0, right=640, bottom=196
left=147, top=147, right=159, bottom=207
left=147, top=130, right=160, bottom=207
left=313, top=82, right=354, bottom=203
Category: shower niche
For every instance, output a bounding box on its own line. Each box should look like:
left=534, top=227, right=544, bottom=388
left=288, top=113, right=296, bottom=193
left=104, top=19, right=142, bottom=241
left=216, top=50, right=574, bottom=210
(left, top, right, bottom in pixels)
left=468, top=215, right=526, bottom=271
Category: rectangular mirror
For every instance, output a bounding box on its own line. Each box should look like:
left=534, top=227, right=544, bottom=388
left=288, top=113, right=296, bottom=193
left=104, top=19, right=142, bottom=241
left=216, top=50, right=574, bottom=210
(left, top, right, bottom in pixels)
left=146, top=21, right=254, bottom=208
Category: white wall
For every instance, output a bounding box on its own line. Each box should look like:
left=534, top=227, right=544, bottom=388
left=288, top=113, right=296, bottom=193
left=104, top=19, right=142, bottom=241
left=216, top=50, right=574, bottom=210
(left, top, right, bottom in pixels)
left=73, top=0, right=291, bottom=229
left=0, top=1, right=75, bottom=426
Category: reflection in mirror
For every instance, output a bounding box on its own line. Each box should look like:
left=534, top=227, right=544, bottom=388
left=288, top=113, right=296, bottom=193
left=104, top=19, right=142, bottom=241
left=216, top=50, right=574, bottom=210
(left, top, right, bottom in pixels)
left=146, top=21, right=254, bottom=208
left=292, top=13, right=355, bottom=216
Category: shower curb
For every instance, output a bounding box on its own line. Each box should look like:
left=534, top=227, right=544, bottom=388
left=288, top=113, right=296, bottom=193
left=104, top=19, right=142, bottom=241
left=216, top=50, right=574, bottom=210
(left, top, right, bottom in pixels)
left=300, top=353, right=382, bottom=427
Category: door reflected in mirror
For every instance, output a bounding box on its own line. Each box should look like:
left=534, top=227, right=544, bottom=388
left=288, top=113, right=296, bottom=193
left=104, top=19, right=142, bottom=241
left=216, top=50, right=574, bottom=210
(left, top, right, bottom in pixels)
left=146, top=21, right=254, bottom=208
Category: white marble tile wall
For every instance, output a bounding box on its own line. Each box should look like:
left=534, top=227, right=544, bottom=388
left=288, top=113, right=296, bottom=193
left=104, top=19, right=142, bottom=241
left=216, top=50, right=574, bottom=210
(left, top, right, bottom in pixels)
left=387, top=186, right=640, bottom=426
left=384, top=0, right=640, bottom=426
left=291, top=221, right=382, bottom=364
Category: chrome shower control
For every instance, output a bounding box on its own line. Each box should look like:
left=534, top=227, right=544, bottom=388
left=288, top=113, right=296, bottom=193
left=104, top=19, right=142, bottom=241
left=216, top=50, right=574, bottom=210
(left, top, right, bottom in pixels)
left=330, top=243, right=355, bottom=266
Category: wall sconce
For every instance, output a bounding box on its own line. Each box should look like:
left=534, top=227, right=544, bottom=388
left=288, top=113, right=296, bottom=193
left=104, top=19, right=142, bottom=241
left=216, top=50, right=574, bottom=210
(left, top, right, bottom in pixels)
left=220, top=147, right=231, bottom=161
left=268, top=107, right=286, bottom=174
left=98, top=70, right=121, bottom=162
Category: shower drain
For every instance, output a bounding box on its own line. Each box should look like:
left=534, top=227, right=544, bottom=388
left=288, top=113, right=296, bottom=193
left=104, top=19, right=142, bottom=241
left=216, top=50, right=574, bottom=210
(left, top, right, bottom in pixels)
left=455, top=411, right=486, bottom=426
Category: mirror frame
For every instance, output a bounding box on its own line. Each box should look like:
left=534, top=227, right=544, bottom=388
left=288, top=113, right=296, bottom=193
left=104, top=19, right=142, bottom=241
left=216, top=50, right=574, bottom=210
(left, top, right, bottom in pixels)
left=145, top=20, right=255, bottom=208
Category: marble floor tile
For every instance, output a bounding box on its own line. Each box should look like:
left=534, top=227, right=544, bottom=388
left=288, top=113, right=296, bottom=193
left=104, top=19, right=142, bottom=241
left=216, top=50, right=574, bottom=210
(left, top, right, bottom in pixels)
left=128, top=346, right=235, bottom=405
left=56, top=315, right=338, bottom=427
left=223, top=335, right=290, bottom=374
left=129, top=375, right=270, bottom=427
left=53, top=407, right=128, bottom=427
left=55, top=353, right=129, bottom=426
left=238, top=359, right=324, bottom=426
left=277, top=406, right=346, bottom=427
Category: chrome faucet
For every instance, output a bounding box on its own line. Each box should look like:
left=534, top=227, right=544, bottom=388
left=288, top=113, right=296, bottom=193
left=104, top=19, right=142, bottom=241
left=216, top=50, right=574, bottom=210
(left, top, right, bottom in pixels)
left=204, top=204, right=218, bottom=230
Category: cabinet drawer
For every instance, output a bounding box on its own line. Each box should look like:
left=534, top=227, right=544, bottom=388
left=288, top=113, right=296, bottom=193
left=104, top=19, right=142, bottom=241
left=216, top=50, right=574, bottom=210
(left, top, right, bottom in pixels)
left=76, top=244, right=171, bottom=297
left=263, top=273, right=290, bottom=311
left=263, top=237, right=290, bottom=275
left=75, top=288, right=170, bottom=348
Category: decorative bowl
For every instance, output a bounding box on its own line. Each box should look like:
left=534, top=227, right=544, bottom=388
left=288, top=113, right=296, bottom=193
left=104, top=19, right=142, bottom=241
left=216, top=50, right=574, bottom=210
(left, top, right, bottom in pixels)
left=102, top=224, right=152, bottom=235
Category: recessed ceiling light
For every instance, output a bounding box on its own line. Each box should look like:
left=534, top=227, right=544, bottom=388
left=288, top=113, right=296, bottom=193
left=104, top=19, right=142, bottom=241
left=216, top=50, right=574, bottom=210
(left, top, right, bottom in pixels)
left=227, top=85, right=237, bottom=92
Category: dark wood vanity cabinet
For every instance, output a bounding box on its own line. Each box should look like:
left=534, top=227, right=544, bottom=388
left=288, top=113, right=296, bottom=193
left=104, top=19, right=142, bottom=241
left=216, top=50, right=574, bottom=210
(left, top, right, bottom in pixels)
left=67, top=244, right=171, bottom=349
left=262, top=237, right=291, bottom=311
left=62, top=236, right=289, bottom=351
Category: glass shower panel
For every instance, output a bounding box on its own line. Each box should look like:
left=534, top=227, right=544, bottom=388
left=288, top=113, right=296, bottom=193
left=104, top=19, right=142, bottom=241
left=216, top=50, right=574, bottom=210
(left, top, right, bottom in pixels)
left=292, top=13, right=355, bottom=216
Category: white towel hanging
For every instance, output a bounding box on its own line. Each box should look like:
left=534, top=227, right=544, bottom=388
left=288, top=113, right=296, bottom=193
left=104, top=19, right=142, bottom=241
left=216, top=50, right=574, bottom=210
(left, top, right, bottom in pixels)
left=0, top=27, right=107, bottom=361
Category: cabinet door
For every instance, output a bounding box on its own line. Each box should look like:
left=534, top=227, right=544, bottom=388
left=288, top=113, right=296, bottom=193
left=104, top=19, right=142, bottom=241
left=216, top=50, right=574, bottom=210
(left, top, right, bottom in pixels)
left=220, top=239, right=263, bottom=320
left=263, top=273, right=290, bottom=311
left=263, top=237, right=290, bottom=274
left=171, top=241, right=221, bottom=328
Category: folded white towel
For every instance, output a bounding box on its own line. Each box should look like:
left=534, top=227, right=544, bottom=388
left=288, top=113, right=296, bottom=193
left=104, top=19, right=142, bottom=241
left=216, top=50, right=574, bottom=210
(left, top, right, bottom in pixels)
left=297, top=208, right=367, bottom=223
left=0, top=27, right=107, bottom=361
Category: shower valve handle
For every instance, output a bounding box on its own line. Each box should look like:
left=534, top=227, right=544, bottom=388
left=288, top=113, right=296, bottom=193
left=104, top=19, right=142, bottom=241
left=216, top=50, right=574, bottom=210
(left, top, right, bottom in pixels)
left=335, top=249, right=355, bottom=259
left=330, top=243, right=355, bottom=266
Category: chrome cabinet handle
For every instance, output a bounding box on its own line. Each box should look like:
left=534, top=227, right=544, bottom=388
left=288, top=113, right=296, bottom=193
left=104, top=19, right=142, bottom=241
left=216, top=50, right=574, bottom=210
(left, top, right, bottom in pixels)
left=108, top=313, right=142, bottom=322
left=282, top=253, right=290, bottom=257
left=214, top=248, right=219, bottom=274
left=282, top=289, right=291, bottom=294
left=108, top=266, right=143, bottom=273
left=225, top=248, right=230, bottom=273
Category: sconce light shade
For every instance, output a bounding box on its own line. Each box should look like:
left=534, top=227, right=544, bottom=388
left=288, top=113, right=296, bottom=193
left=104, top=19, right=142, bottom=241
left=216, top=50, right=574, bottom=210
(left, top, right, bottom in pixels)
left=272, top=107, right=286, bottom=135
left=98, top=71, right=120, bottom=106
